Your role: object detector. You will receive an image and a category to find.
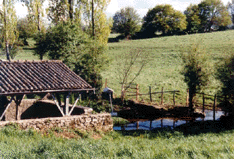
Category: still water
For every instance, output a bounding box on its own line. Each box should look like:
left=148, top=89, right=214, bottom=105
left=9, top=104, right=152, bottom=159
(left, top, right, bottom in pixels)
left=113, top=110, right=225, bottom=131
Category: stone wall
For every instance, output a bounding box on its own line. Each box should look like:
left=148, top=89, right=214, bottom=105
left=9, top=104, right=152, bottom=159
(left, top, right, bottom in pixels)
left=0, top=113, right=113, bottom=132
left=4, top=99, right=93, bottom=121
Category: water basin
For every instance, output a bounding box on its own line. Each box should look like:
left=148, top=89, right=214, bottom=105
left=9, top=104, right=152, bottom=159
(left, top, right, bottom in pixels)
left=113, top=110, right=225, bottom=131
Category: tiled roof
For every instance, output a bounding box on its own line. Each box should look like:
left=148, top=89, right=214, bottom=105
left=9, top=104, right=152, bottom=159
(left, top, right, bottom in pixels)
left=0, top=60, right=93, bottom=95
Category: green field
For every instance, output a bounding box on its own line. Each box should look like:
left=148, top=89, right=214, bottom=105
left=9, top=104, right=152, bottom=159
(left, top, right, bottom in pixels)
left=3, top=30, right=234, bottom=105
left=103, top=30, right=234, bottom=105
left=1, top=123, right=234, bottom=158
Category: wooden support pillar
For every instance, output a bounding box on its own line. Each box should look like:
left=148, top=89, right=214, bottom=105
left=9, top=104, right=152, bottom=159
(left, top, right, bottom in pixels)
left=15, top=95, right=24, bottom=120
left=65, top=92, right=70, bottom=116
left=150, top=120, right=152, bottom=130
left=52, top=94, right=65, bottom=117
left=173, top=120, right=175, bottom=128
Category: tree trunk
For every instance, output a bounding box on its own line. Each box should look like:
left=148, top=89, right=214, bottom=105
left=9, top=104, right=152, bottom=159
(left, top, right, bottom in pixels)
left=37, top=5, right=41, bottom=31
left=68, top=0, right=74, bottom=20
left=92, top=0, right=95, bottom=38
left=6, top=42, right=10, bottom=61
left=189, top=89, right=195, bottom=114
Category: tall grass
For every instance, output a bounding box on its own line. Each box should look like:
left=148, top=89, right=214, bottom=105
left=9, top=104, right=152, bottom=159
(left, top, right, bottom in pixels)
left=1, top=125, right=234, bottom=158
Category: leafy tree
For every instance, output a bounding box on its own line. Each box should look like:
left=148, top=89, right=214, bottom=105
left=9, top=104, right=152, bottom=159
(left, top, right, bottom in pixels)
left=181, top=43, right=210, bottom=113
left=227, top=0, right=234, bottom=24
left=47, top=0, right=112, bottom=45
left=0, top=0, right=19, bottom=60
left=216, top=54, right=234, bottom=111
left=198, top=0, right=232, bottom=32
left=35, top=22, right=108, bottom=92
left=17, top=18, right=37, bottom=45
left=112, top=7, right=141, bottom=37
left=21, top=0, right=45, bottom=32
left=184, top=4, right=201, bottom=33
left=142, top=4, right=187, bottom=35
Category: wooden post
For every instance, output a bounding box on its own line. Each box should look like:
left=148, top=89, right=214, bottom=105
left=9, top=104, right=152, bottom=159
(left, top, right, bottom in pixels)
left=161, top=87, right=164, bottom=105
left=186, top=89, right=189, bottom=106
left=15, top=95, right=24, bottom=120
left=105, top=78, right=107, bottom=88
left=149, top=86, right=152, bottom=102
left=136, top=121, right=139, bottom=130
left=136, top=84, right=139, bottom=102
left=203, top=93, right=205, bottom=114
left=224, top=95, right=227, bottom=116
left=173, top=90, right=175, bottom=106
left=173, top=120, right=175, bottom=128
left=213, top=94, right=216, bottom=121
left=65, top=93, right=70, bottom=116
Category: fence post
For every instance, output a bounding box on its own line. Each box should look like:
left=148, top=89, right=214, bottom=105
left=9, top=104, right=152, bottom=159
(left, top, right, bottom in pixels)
left=225, top=95, right=227, bottom=116
left=149, top=86, right=152, bottom=102
left=186, top=89, right=189, bottom=106
left=203, top=93, right=205, bottom=114
left=213, top=94, right=216, bottom=121
left=173, top=90, right=175, bottom=106
left=161, top=87, right=164, bottom=105
left=105, top=78, right=107, bottom=88
left=136, top=84, right=139, bottom=102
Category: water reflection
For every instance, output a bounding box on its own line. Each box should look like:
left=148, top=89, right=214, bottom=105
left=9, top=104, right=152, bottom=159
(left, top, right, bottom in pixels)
left=114, top=110, right=225, bottom=131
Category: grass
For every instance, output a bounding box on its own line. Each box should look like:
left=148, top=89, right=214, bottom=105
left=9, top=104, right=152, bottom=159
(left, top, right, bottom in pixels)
left=102, top=30, right=234, bottom=105
left=1, top=123, right=234, bottom=158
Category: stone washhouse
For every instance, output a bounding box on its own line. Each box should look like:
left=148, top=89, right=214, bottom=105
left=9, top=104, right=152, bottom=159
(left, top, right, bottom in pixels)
left=0, top=60, right=96, bottom=121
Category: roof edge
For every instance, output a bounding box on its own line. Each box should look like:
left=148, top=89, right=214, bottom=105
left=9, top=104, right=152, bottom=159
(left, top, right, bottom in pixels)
left=0, top=60, right=63, bottom=63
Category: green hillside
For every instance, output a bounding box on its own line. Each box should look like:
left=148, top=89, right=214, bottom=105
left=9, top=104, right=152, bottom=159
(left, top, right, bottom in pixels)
left=102, top=30, right=234, bottom=104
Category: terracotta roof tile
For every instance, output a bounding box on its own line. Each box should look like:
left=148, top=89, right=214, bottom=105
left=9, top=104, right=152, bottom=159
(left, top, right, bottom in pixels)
left=0, top=60, right=93, bottom=95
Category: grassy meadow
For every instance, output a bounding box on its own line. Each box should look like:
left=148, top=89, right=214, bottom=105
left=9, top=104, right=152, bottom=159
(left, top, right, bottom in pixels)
left=103, top=30, right=234, bottom=105
left=1, top=124, right=234, bottom=158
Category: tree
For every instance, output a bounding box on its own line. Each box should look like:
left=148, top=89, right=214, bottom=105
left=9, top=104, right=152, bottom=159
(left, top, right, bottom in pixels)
left=198, top=0, right=232, bottom=32
left=181, top=43, right=210, bottom=113
left=117, top=48, right=149, bottom=100
left=112, top=7, right=141, bottom=37
left=142, top=4, right=187, bottom=35
left=17, top=18, right=37, bottom=45
left=216, top=54, right=234, bottom=111
left=184, top=4, right=201, bottom=33
left=0, top=0, right=19, bottom=60
left=21, top=0, right=45, bottom=32
left=47, top=0, right=112, bottom=45
left=35, top=22, right=108, bottom=92
left=227, top=0, right=234, bottom=24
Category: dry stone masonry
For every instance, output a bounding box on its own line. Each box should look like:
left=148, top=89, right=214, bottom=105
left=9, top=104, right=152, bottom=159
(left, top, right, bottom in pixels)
left=0, top=113, right=113, bottom=132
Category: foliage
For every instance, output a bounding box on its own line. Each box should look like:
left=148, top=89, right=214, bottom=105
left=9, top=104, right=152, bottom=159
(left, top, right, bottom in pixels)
left=198, top=0, right=232, bottom=32
left=216, top=53, right=234, bottom=108
left=21, top=0, right=45, bottom=32
left=0, top=0, right=19, bottom=60
left=112, top=7, right=141, bottom=37
left=38, top=22, right=108, bottom=93
left=81, top=0, right=112, bottom=45
left=142, top=4, right=187, bottom=35
left=17, top=18, right=37, bottom=45
left=33, top=31, right=47, bottom=60
left=181, top=43, right=211, bottom=111
left=227, top=1, right=234, bottom=24
left=47, top=0, right=70, bottom=24
left=184, top=4, right=201, bottom=33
